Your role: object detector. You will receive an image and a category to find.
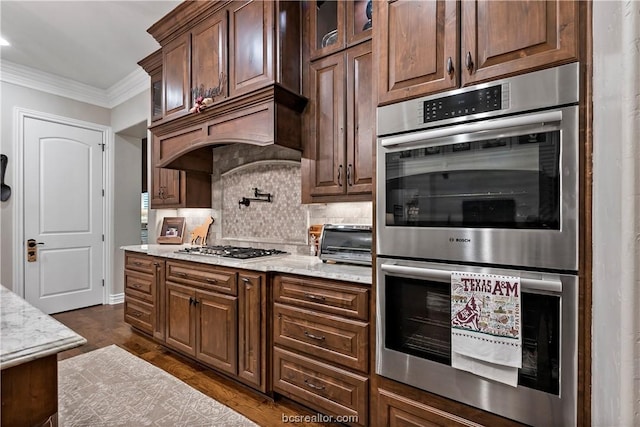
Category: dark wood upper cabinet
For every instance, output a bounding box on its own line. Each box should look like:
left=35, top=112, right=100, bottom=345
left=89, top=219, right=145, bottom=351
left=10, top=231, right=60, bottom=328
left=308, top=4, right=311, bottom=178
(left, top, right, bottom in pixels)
left=376, top=0, right=458, bottom=106
left=163, top=33, right=190, bottom=119
left=377, top=0, right=578, bottom=105
left=460, top=0, right=578, bottom=86
left=308, top=0, right=372, bottom=61
left=303, top=1, right=373, bottom=203
left=138, top=49, right=164, bottom=122
left=191, top=9, right=228, bottom=104
left=229, top=0, right=272, bottom=97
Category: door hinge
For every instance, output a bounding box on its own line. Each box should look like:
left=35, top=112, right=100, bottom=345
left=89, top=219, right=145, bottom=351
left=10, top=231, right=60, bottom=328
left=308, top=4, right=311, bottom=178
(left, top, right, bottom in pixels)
left=102, top=234, right=105, bottom=241
left=102, top=279, right=105, bottom=287
left=102, top=189, right=105, bottom=197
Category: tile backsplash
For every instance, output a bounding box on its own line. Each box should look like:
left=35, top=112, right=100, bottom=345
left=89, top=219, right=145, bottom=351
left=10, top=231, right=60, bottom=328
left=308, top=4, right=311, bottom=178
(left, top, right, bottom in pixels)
left=151, top=145, right=372, bottom=254
left=221, top=160, right=306, bottom=244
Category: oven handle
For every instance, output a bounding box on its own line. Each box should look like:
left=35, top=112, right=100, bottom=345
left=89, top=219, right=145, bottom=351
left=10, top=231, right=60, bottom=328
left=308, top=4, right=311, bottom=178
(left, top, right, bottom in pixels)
left=380, top=263, right=562, bottom=293
left=380, top=110, right=563, bottom=148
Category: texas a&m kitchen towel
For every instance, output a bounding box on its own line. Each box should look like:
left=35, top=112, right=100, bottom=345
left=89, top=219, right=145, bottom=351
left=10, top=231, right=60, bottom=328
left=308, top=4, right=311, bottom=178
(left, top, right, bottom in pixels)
left=450, top=271, right=522, bottom=386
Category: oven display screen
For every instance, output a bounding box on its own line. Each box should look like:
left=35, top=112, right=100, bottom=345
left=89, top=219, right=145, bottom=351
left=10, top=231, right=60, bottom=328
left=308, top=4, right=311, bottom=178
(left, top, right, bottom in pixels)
left=423, top=85, right=502, bottom=123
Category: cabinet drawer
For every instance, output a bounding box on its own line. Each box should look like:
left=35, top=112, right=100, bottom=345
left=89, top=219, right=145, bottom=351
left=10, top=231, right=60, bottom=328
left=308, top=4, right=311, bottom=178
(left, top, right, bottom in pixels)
left=273, top=275, right=369, bottom=320
left=166, top=261, right=237, bottom=295
left=377, top=389, right=483, bottom=427
left=125, top=252, right=155, bottom=274
left=124, top=270, right=153, bottom=302
left=274, top=303, right=368, bottom=373
left=273, top=347, right=368, bottom=427
left=125, top=298, right=153, bottom=334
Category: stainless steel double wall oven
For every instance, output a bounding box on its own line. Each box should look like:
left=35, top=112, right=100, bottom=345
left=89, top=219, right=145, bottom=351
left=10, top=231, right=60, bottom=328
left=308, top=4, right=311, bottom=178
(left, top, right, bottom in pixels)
left=375, top=63, right=580, bottom=426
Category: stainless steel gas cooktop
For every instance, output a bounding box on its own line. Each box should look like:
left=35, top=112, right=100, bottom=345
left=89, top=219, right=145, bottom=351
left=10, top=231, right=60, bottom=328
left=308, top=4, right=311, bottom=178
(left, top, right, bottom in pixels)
left=176, top=245, right=288, bottom=260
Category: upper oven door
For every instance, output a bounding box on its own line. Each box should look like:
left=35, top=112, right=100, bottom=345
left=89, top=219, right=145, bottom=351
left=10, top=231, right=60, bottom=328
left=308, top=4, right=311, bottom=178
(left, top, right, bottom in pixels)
left=376, top=105, right=578, bottom=271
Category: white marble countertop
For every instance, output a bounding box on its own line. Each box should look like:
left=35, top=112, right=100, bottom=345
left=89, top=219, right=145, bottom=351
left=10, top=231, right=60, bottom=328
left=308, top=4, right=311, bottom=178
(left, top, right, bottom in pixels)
left=121, top=244, right=372, bottom=285
left=0, top=285, right=87, bottom=369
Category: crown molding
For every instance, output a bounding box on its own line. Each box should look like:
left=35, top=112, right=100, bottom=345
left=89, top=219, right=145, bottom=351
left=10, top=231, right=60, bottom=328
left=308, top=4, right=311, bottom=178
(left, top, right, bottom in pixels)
left=107, top=68, right=149, bottom=108
left=0, top=60, right=149, bottom=109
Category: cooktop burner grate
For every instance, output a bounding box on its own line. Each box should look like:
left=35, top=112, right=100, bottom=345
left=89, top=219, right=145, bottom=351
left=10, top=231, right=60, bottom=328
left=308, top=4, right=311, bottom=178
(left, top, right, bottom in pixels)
left=176, top=245, right=288, bottom=259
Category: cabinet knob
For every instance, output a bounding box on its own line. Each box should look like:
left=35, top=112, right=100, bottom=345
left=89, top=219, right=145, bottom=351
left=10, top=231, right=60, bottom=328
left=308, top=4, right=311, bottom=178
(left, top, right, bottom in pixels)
left=446, top=57, right=454, bottom=76
left=465, top=52, right=474, bottom=72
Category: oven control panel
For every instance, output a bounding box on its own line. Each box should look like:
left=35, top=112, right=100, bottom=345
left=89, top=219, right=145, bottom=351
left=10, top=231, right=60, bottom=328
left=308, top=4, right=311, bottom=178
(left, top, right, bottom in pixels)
left=423, top=85, right=503, bottom=123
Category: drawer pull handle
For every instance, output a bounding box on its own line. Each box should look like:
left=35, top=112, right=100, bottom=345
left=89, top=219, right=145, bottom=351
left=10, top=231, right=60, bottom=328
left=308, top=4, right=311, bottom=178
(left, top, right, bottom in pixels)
left=133, top=261, right=143, bottom=266
left=132, top=311, right=142, bottom=318
left=175, top=272, right=187, bottom=278
left=206, top=278, right=218, bottom=284
left=304, top=293, right=325, bottom=302
left=304, top=379, right=325, bottom=391
left=304, top=331, right=325, bottom=341
left=132, top=284, right=141, bottom=289
left=241, top=277, right=250, bottom=283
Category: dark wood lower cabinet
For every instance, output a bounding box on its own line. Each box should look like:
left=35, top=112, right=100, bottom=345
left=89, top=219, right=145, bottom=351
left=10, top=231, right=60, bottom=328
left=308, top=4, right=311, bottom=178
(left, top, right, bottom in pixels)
left=272, top=274, right=371, bottom=426
left=1, top=354, right=58, bottom=427
left=377, top=389, right=483, bottom=427
left=125, top=255, right=267, bottom=394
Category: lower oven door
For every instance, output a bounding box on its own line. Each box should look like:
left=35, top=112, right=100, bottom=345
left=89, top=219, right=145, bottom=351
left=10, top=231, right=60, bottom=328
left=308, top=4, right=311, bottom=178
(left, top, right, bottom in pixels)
left=376, top=257, right=577, bottom=427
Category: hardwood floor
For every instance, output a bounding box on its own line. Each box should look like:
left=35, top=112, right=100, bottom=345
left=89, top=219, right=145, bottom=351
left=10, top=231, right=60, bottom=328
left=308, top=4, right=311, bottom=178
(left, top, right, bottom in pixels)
left=54, top=303, right=333, bottom=427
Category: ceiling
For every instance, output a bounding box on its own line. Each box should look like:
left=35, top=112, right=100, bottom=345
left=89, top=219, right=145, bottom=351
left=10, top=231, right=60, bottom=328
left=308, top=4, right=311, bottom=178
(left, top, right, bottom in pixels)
left=0, top=1, right=181, bottom=90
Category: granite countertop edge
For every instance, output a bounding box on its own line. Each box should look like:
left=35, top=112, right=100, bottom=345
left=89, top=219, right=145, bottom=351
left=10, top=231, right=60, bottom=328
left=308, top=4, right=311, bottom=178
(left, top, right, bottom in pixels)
left=1, top=336, right=87, bottom=370
left=121, top=244, right=372, bottom=285
left=0, top=285, right=87, bottom=370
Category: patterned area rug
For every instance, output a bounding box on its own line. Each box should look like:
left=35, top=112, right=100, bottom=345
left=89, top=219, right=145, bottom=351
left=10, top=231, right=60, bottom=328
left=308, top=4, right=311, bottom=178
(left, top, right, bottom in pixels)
left=58, top=345, right=258, bottom=426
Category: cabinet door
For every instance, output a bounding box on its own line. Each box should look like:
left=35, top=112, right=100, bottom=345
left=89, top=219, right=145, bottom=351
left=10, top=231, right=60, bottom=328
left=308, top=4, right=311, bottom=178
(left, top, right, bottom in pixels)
left=461, top=0, right=578, bottom=86
left=150, top=69, right=163, bottom=122
left=163, top=33, right=190, bottom=119
left=309, top=0, right=346, bottom=60
left=377, top=0, right=458, bottom=105
left=307, top=52, right=346, bottom=197
left=195, top=289, right=238, bottom=375
left=346, top=41, right=373, bottom=196
left=150, top=167, right=181, bottom=208
left=229, top=0, right=273, bottom=97
left=191, top=9, right=228, bottom=104
left=346, top=0, right=372, bottom=47
left=238, top=272, right=265, bottom=391
left=166, top=283, right=196, bottom=356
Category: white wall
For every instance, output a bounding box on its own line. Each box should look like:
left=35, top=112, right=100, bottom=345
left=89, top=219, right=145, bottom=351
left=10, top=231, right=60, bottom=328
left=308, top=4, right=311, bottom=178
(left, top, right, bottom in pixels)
left=110, top=90, right=150, bottom=299
left=0, top=81, right=110, bottom=292
left=592, top=1, right=640, bottom=426
left=112, top=134, right=142, bottom=297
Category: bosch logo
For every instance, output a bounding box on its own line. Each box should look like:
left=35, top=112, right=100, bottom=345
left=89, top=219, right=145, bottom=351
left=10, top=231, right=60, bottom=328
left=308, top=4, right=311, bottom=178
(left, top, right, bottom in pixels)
left=449, top=237, right=471, bottom=243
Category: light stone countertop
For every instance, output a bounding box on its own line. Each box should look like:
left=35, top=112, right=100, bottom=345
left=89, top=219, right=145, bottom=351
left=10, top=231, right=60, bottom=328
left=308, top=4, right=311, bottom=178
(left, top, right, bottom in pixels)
left=121, top=244, right=372, bottom=285
left=0, top=285, right=87, bottom=370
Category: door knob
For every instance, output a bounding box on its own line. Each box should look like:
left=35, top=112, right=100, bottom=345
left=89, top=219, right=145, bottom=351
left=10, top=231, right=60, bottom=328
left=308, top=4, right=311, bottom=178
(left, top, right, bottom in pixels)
left=26, top=239, right=44, bottom=262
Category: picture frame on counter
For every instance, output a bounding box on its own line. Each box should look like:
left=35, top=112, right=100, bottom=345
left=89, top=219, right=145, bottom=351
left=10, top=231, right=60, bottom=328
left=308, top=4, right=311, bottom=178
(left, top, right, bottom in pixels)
left=157, top=217, right=185, bottom=244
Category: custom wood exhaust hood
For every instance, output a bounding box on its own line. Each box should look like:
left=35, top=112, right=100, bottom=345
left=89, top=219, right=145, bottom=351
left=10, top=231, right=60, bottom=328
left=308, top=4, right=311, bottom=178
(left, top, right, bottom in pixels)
left=149, top=84, right=307, bottom=174
left=141, top=0, right=307, bottom=174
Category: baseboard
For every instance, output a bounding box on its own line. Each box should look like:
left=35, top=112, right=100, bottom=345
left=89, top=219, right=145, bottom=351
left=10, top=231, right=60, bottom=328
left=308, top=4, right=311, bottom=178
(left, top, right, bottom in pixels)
left=109, top=293, right=124, bottom=305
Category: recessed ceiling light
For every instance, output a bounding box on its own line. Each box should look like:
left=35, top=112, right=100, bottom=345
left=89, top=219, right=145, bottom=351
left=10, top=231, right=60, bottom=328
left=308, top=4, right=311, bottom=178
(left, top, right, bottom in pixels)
left=0, top=37, right=10, bottom=46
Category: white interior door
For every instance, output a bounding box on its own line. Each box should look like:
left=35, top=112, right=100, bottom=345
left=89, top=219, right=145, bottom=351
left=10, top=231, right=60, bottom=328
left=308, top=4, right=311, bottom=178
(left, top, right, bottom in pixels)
left=24, top=116, right=104, bottom=314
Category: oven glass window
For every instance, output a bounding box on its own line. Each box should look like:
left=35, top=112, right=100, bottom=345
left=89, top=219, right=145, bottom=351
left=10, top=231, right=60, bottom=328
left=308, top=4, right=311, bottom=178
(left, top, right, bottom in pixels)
left=385, top=275, right=560, bottom=394
left=385, top=131, right=560, bottom=229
